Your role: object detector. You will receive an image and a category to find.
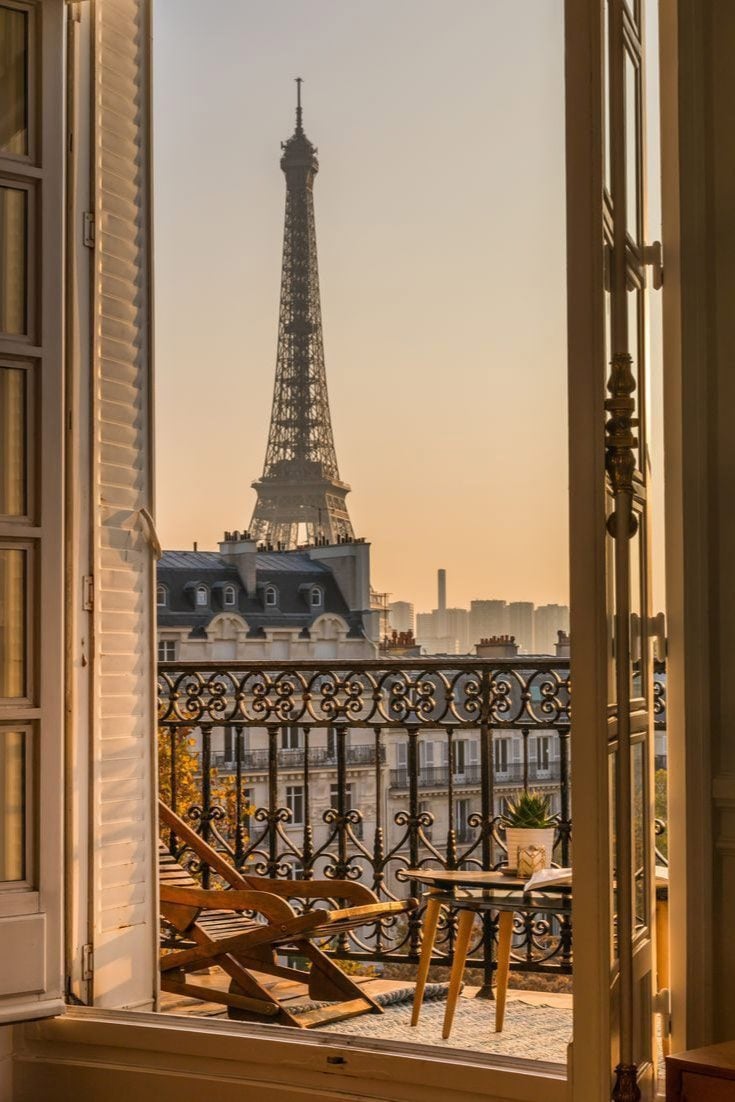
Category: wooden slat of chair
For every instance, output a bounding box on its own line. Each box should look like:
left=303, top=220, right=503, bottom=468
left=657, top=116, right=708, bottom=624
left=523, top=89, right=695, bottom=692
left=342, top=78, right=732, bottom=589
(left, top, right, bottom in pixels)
left=157, top=801, right=418, bottom=1027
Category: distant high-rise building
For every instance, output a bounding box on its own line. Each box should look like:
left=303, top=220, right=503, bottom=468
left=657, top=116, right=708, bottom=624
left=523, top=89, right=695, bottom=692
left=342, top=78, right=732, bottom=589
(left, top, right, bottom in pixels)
left=414, top=571, right=469, bottom=653
left=415, top=612, right=433, bottom=638
left=445, top=608, right=470, bottom=654
left=415, top=612, right=452, bottom=653
left=507, top=601, right=535, bottom=652
left=389, top=601, right=415, bottom=635
left=534, top=603, right=570, bottom=654
left=469, top=600, right=508, bottom=646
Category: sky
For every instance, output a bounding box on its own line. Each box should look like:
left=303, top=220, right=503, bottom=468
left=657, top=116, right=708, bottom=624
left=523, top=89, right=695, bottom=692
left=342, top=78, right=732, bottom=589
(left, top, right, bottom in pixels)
left=152, top=1, right=569, bottom=613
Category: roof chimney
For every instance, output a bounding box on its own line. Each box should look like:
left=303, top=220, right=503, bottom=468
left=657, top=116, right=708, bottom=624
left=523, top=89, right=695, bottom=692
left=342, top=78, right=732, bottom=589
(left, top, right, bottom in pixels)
left=438, top=569, right=446, bottom=613
left=219, top=531, right=257, bottom=597
left=475, top=634, right=519, bottom=659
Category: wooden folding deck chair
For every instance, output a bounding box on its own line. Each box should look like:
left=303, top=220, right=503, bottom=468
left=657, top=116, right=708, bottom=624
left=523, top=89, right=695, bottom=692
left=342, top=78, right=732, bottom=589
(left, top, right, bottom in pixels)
left=159, top=800, right=417, bottom=1028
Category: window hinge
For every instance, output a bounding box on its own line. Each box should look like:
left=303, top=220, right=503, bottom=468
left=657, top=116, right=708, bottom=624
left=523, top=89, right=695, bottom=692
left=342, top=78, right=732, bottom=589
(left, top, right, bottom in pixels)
left=82, top=575, right=94, bottom=612
left=82, top=211, right=95, bottom=249
left=649, top=610, right=666, bottom=660
left=641, top=240, right=663, bottom=289
left=82, top=943, right=94, bottom=983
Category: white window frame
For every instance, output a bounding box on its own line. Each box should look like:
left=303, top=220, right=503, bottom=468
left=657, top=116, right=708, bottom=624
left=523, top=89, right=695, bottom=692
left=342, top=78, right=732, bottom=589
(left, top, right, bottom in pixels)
left=195, top=584, right=208, bottom=607
left=454, top=798, right=471, bottom=841
left=494, top=736, right=510, bottom=776
left=223, top=584, right=236, bottom=607
left=310, top=585, right=322, bottom=608
left=536, top=734, right=551, bottom=773
left=281, top=725, right=302, bottom=750
left=265, top=584, right=278, bottom=607
left=453, top=738, right=467, bottom=776
left=157, top=639, right=176, bottom=662
left=23, top=6, right=695, bottom=1102
left=0, top=0, right=65, bottom=1024
left=285, top=784, right=304, bottom=826
left=156, top=583, right=167, bottom=606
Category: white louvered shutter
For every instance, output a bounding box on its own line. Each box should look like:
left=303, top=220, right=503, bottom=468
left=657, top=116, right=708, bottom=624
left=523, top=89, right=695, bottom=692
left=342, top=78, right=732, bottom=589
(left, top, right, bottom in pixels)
left=90, top=0, right=157, bottom=1010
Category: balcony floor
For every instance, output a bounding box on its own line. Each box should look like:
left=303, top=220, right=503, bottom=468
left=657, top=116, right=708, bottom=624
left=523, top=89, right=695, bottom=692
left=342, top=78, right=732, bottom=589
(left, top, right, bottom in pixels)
left=160, top=972, right=572, bottom=1065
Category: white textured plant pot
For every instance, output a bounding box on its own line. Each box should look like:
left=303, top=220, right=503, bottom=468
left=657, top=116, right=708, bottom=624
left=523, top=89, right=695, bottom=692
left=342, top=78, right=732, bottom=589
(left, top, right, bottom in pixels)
left=504, top=827, right=556, bottom=871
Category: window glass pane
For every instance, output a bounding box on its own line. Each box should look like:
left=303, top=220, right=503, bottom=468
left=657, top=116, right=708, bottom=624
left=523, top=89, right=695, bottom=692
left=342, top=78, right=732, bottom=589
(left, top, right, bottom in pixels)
left=627, top=287, right=644, bottom=470
left=0, top=367, right=26, bottom=515
left=0, top=548, right=25, bottom=697
left=604, top=284, right=611, bottom=379
left=606, top=515, right=617, bottom=705
left=625, top=52, right=639, bottom=241
left=629, top=516, right=642, bottom=697
left=632, top=740, right=647, bottom=931
left=0, top=186, right=27, bottom=335
left=0, top=7, right=28, bottom=156
left=627, top=287, right=639, bottom=379
left=603, top=0, right=611, bottom=195
left=609, top=752, right=618, bottom=959
left=0, top=729, right=25, bottom=881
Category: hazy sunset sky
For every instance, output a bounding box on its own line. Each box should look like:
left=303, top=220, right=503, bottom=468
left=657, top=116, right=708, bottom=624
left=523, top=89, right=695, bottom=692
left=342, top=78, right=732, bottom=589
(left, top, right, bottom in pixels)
left=153, top=1, right=568, bottom=612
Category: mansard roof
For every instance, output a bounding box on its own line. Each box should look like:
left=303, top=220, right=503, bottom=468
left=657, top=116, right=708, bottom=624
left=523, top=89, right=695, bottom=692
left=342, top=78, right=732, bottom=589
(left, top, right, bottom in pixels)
left=156, top=549, right=365, bottom=639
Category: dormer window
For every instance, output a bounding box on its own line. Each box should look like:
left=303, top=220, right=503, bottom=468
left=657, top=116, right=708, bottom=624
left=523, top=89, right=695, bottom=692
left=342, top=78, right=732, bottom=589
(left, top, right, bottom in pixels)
left=195, top=584, right=208, bottom=607
left=223, top=584, right=236, bottom=607
left=310, top=586, right=323, bottom=608
left=156, top=584, right=167, bottom=607
left=265, top=585, right=278, bottom=607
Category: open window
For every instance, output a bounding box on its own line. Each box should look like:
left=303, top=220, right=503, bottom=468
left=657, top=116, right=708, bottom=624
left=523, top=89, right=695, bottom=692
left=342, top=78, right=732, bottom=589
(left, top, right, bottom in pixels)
left=2, top=3, right=679, bottom=1101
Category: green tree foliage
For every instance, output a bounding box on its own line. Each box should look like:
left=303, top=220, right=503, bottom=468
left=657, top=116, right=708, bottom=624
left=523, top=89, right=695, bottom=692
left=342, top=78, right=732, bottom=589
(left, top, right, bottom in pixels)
left=157, top=727, right=253, bottom=855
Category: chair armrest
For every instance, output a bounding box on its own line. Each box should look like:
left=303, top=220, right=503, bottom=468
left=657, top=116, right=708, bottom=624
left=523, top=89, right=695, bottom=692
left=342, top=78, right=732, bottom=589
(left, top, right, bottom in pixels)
left=160, top=883, right=296, bottom=922
left=253, top=879, right=380, bottom=905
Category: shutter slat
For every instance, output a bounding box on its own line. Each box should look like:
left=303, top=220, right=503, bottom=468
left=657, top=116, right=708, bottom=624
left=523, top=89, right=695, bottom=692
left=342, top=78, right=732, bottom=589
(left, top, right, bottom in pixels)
left=92, top=0, right=155, bottom=1010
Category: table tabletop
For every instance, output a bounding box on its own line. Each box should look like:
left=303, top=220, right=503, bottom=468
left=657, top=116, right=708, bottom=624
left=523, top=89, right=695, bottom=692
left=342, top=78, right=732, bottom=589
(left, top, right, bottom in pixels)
left=405, top=867, right=572, bottom=894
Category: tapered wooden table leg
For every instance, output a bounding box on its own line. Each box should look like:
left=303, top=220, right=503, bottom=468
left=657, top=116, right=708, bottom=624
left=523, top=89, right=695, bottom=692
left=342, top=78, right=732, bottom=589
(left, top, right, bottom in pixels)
left=495, top=909, right=515, bottom=1032
left=411, top=891, right=443, bottom=1026
left=442, top=908, right=475, bottom=1040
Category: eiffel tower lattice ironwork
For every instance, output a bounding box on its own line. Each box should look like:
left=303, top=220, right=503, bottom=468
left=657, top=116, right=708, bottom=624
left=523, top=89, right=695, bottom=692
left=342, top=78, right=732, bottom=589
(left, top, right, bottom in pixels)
left=249, top=80, right=355, bottom=548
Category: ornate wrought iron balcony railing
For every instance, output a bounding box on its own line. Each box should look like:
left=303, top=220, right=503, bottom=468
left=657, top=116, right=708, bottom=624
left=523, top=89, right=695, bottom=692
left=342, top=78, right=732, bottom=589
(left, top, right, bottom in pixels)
left=158, top=658, right=667, bottom=985
left=213, top=743, right=385, bottom=772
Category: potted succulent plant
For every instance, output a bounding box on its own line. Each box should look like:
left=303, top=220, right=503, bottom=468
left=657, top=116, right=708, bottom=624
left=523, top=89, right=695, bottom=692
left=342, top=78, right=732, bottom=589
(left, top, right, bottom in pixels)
left=502, top=790, right=557, bottom=872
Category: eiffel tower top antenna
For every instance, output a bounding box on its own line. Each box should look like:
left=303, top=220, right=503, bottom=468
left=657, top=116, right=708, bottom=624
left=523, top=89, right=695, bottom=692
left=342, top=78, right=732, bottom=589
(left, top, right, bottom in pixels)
left=248, top=84, right=355, bottom=549
left=295, top=77, right=303, bottom=133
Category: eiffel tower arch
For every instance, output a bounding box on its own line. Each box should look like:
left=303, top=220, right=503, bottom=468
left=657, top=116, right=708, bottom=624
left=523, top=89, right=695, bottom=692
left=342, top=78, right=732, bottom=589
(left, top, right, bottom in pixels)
left=249, top=81, right=355, bottom=548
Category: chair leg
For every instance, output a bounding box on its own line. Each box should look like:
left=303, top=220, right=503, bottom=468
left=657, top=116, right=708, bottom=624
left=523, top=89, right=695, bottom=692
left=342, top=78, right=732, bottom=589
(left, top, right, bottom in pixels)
left=411, top=893, right=442, bottom=1026
left=299, top=940, right=382, bottom=1011
left=441, top=909, right=475, bottom=1040
left=494, top=910, right=514, bottom=1032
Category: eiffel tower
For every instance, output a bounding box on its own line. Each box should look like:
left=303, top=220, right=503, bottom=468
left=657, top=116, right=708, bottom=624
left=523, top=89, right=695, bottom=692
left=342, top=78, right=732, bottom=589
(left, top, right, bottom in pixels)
left=249, top=80, right=355, bottom=548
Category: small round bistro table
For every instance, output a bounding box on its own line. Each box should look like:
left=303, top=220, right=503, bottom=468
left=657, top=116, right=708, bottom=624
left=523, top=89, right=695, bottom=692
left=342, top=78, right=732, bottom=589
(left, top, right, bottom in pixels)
left=407, top=868, right=670, bottom=1043
left=405, top=868, right=572, bottom=1039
